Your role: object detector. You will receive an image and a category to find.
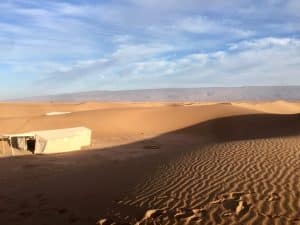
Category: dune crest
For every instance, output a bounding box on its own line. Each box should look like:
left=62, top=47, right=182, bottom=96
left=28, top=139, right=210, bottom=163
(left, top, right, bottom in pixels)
left=233, top=100, right=300, bottom=114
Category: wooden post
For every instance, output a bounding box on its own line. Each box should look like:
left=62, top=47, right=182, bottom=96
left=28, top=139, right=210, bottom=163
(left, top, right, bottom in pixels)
left=9, top=137, right=14, bottom=156
left=2, top=139, right=4, bottom=155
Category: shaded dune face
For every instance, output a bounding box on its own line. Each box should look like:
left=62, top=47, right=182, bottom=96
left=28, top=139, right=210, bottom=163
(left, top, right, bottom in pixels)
left=0, top=104, right=299, bottom=224
left=197, top=113, right=300, bottom=141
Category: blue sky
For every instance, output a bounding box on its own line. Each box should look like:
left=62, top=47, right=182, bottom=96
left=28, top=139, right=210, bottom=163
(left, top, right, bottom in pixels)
left=0, top=0, right=300, bottom=99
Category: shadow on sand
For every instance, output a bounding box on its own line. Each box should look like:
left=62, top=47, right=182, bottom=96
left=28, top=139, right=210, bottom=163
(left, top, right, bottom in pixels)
left=0, top=113, right=299, bottom=225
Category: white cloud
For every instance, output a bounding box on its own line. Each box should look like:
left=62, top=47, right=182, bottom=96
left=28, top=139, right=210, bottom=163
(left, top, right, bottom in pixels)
left=0, top=22, right=28, bottom=34
left=113, top=35, right=133, bottom=43
left=174, top=16, right=254, bottom=37
left=126, top=0, right=246, bottom=13
left=229, top=37, right=300, bottom=50
left=36, top=37, right=300, bottom=93
left=1, top=0, right=300, bottom=98
left=112, top=43, right=174, bottom=61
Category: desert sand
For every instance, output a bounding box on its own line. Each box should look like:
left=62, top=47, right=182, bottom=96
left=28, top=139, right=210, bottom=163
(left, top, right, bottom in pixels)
left=0, top=101, right=299, bottom=225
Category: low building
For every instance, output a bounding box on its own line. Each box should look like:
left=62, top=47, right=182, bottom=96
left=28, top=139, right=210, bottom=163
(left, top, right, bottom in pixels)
left=3, top=127, right=92, bottom=154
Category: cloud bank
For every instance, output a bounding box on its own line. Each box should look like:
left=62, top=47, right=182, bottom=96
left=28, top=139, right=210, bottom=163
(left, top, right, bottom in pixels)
left=0, top=0, right=299, bottom=98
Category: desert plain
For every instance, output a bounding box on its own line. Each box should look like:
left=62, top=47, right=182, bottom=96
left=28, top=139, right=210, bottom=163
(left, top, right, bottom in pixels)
left=0, top=101, right=300, bottom=225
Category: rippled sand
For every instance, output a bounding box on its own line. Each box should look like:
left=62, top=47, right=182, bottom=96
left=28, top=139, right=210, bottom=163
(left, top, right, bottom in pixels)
left=115, top=137, right=300, bottom=224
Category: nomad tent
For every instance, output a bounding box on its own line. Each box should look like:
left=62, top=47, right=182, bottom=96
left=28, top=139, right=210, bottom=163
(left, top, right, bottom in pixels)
left=0, top=135, right=10, bottom=155
left=4, top=127, right=92, bottom=154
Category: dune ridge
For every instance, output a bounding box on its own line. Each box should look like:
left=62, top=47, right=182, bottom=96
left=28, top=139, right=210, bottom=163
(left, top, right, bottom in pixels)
left=233, top=100, right=300, bottom=114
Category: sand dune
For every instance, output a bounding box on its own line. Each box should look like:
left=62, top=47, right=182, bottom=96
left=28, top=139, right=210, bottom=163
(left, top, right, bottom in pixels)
left=0, top=102, right=165, bottom=118
left=0, top=101, right=299, bottom=225
left=233, top=100, right=300, bottom=114
left=0, top=102, right=259, bottom=150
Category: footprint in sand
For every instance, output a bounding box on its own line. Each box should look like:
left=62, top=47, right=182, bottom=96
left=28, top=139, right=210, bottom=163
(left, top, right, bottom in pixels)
left=97, top=218, right=130, bottom=225
left=267, top=192, right=280, bottom=201
left=36, top=193, right=48, bottom=207
left=68, top=213, right=80, bottom=223
left=18, top=210, right=34, bottom=218
left=98, top=193, right=254, bottom=224
left=97, top=218, right=114, bottom=225
left=57, top=208, right=68, bottom=215
left=209, top=191, right=252, bottom=218
left=143, top=144, right=160, bottom=150
left=174, top=208, right=194, bottom=221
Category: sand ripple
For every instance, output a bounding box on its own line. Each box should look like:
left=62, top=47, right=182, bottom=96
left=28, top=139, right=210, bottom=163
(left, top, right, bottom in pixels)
left=103, top=136, right=300, bottom=224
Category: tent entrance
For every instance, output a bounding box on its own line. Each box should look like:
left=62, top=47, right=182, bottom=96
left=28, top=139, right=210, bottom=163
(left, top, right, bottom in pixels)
left=26, top=139, right=36, bottom=153
left=9, top=136, right=36, bottom=154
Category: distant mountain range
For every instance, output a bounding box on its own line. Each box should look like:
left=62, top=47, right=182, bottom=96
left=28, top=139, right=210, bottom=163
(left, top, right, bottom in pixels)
left=14, top=86, right=300, bottom=102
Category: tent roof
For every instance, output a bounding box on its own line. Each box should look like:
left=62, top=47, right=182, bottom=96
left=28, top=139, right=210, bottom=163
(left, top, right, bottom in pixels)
left=36, top=127, right=91, bottom=140
left=3, top=127, right=91, bottom=140
left=2, top=132, right=35, bottom=138
left=0, top=135, right=9, bottom=140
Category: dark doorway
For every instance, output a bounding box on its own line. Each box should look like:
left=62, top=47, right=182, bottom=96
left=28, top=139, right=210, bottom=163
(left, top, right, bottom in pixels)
left=27, top=139, right=36, bottom=153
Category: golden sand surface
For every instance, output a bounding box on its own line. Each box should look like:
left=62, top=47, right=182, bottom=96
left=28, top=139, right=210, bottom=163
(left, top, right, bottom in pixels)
left=0, top=101, right=299, bottom=225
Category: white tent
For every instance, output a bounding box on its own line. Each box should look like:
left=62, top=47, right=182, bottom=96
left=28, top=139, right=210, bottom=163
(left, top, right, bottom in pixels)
left=4, top=127, right=92, bottom=154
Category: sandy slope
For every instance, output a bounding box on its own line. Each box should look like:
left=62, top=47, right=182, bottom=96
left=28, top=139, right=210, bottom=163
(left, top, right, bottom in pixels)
left=0, top=101, right=299, bottom=225
left=0, top=102, right=166, bottom=118
left=0, top=102, right=257, bottom=150
left=232, top=100, right=300, bottom=114
left=117, top=137, right=300, bottom=225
